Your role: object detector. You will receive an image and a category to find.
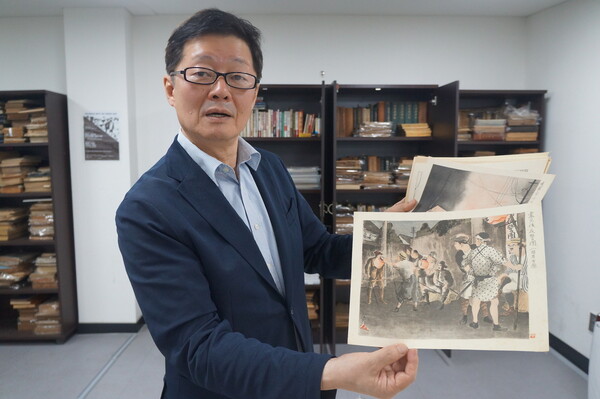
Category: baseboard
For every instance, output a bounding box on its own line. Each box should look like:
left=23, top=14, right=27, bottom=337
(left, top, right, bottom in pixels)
left=549, top=333, right=589, bottom=374
left=77, top=317, right=145, bottom=334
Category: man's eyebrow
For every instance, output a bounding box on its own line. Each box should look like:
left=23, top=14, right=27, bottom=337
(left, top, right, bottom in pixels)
left=190, top=54, right=250, bottom=67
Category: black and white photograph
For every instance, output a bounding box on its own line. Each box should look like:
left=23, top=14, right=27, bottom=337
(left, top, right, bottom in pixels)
left=84, top=112, right=120, bottom=160
left=406, top=157, right=554, bottom=212
left=348, top=203, right=549, bottom=352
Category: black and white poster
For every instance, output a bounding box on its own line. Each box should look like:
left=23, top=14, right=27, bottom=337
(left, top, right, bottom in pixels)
left=84, top=112, right=120, bottom=160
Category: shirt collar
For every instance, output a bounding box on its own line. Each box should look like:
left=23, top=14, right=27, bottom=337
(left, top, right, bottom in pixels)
left=176, top=129, right=261, bottom=182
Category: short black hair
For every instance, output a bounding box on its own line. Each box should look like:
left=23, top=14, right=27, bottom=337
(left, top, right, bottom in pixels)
left=165, top=8, right=263, bottom=80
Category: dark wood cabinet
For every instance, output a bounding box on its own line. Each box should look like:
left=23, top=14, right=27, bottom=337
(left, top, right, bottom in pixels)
left=245, top=82, right=546, bottom=353
left=457, top=89, right=546, bottom=156
left=0, top=90, right=76, bottom=343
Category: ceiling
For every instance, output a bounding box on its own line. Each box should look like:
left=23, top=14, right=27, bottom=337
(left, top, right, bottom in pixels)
left=0, top=0, right=569, bottom=18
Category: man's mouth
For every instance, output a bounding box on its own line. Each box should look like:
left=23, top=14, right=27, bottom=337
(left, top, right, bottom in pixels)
left=206, top=111, right=231, bottom=118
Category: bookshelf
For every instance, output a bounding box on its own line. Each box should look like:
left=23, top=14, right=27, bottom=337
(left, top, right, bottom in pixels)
left=0, top=90, right=76, bottom=343
left=245, top=84, right=330, bottom=350
left=246, top=82, right=548, bottom=354
left=457, top=90, right=547, bottom=156
left=324, top=82, right=459, bottom=352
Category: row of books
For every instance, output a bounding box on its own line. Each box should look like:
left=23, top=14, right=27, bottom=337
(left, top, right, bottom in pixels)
left=306, top=289, right=318, bottom=321
left=336, top=101, right=428, bottom=137
left=336, top=156, right=412, bottom=190
left=9, top=294, right=61, bottom=334
left=458, top=148, right=541, bottom=158
left=287, top=166, right=320, bottom=190
left=335, top=202, right=388, bottom=235
left=0, top=252, right=57, bottom=290
left=240, top=108, right=320, bottom=138
left=0, top=201, right=54, bottom=242
left=0, top=99, right=48, bottom=144
left=0, top=153, right=51, bottom=194
left=458, top=105, right=540, bottom=142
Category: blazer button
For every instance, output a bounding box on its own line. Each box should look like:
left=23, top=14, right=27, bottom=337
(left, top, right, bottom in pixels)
left=290, top=308, right=294, bottom=316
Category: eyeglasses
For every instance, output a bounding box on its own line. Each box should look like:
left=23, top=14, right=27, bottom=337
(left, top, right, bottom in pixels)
left=169, top=67, right=259, bottom=89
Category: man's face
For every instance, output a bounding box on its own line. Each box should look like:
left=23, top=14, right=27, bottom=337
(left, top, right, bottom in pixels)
left=164, top=34, right=259, bottom=150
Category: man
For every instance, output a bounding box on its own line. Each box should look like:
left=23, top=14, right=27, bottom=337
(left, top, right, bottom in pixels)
left=391, top=249, right=414, bottom=311
left=432, top=261, right=454, bottom=310
left=501, top=238, right=528, bottom=315
left=461, top=232, right=509, bottom=331
left=116, top=8, right=417, bottom=399
left=417, top=251, right=438, bottom=305
left=364, top=250, right=387, bottom=304
left=453, top=234, right=491, bottom=325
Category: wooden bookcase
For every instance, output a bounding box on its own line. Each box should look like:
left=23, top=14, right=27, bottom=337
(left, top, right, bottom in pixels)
left=245, top=82, right=546, bottom=354
left=0, top=90, right=76, bottom=343
left=325, top=82, right=459, bottom=351
left=457, top=89, right=546, bottom=156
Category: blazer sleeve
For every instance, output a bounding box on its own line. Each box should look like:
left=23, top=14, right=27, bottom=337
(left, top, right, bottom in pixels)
left=116, top=194, right=332, bottom=399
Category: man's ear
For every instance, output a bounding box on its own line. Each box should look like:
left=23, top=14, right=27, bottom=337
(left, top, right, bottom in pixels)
left=163, top=75, right=175, bottom=107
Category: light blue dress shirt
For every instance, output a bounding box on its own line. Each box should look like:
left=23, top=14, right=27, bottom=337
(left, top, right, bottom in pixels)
left=177, top=132, right=286, bottom=295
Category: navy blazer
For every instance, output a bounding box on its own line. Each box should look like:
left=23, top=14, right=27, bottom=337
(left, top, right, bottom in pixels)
left=116, top=139, right=352, bottom=399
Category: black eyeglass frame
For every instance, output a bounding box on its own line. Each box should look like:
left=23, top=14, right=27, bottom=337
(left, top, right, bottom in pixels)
left=169, top=67, right=259, bottom=90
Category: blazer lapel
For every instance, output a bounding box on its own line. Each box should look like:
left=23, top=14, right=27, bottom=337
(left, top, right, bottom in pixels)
left=251, top=163, right=295, bottom=303
left=165, top=141, right=280, bottom=294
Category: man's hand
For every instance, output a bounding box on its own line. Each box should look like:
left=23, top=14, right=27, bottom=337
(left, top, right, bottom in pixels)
left=321, top=344, right=418, bottom=399
left=385, top=198, right=417, bottom=213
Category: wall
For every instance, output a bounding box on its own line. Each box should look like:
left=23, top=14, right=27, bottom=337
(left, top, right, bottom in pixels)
left=527, top=0, right=600, bottom=359
left=62, top=8, right=140, bottom=324
left=0, top=16, right=66, bottom=92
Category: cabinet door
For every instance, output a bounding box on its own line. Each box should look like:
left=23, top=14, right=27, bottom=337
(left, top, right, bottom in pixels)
left=427, top=81, right=459, bottom=157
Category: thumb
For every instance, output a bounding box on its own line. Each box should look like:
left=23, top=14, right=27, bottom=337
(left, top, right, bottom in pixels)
left=373, top=344, right=408, bottom=365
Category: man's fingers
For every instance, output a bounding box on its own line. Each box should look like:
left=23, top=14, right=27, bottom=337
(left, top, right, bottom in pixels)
left=385, top=198, right=417, bottom=213
left=374, top=344, right=409, bottom=367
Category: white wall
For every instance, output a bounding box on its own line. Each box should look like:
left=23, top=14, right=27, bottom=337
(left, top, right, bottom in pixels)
left=63, top=8, right=140, bottom=324
left=527, top=0, right=600, bottom=359
left=133, top=14, right=528, bottom=172
left=0, top=16, right=66, bottom=92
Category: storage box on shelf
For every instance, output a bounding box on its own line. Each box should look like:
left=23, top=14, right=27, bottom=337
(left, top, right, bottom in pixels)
left=0, top=90, right=76, bottom=343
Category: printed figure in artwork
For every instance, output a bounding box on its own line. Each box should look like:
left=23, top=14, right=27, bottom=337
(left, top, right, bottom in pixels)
left=500, top=238, right=528, bottom=315
left=416, top=252, right=435, bottom=304
left=391, top=248, right=427, bottom=312
left=364, top=250, right=387, bottom=304
left=453, top=234, right=491, bottom=325
left=461, top=232, right=512, bottom=331
left=418, top=252, right=454, bottom=310
left=432, top=261, right=454, bottom=310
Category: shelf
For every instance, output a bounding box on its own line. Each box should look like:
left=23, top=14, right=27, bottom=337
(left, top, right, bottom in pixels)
left=0, top=192, right=52, bottom=199
left=297, top=189, right=321, bottom=195
left=0, top=286, right=59, bottom=295
left=0, top=238, right=55, bottom=246
left=336, top=136, right=432, bottom=142
left=336, top=188, right=406, bottom=194
left=458, top=141, right=540, bottom=146
left=0, top=143, right=49, bottom=148
left=0, top=320, right=75, bottom=343
left=244, top=137, right=321, bottom=142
